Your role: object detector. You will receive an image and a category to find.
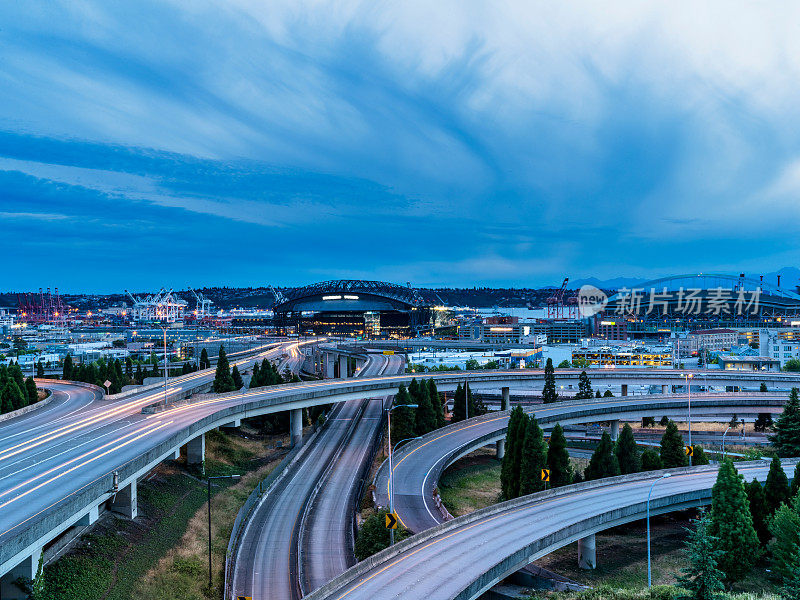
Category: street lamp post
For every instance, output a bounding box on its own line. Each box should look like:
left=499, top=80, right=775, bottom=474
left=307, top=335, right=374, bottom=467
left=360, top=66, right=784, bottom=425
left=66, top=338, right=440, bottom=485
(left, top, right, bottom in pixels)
left=685, top=373, right=693, bottom=466
left=647, top=473, right=672, bottom=587
left=386, top=403, right=418, bottom=545
left=206, top=474, right=240, bottom=590
left=722, top=425, right=731, bottom=460
left=160, top=326, right=169, bottom=406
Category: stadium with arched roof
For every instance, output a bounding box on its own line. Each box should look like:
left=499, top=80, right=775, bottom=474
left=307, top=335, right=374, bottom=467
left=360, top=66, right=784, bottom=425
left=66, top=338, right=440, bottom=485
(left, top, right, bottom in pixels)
left=597, top=272, right=800, bottom=339
left=273, top=280, right=433, bottom=338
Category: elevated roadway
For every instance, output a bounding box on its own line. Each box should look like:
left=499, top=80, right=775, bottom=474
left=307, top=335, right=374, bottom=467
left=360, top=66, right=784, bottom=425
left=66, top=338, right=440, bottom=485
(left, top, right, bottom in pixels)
left=232, top=353, right=400, bottom=600
left=1, top=367, right=795, bottom=595
left=304, top=460, right=797, bottom=600
left=374, top=392, right=786, bottom=533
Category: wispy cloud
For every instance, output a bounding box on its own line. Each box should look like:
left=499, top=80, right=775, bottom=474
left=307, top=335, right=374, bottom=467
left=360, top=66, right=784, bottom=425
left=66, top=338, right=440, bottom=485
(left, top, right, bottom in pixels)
left=1, top=1, right=800, bottom=290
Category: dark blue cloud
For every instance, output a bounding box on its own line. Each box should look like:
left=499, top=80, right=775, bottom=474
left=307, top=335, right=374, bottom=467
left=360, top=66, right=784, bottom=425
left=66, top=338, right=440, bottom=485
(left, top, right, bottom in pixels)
left=2, top=2, right=800, bottom=292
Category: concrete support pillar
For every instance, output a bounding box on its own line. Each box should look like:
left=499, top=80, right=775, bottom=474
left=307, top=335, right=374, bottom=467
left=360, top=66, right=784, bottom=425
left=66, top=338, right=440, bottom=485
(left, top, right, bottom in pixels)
left=77, top=505, right=99, bottom=526
left=501, top=386, right=510, bottom=411
left=339, top=354, right=349, bottom=378
left=171, top=448, right=180, bottom=460
left=290, top=408, right=303, bottom=448
left=610, top=420, right=620, bottom=441
left=187, top=433, right=205, bottom=465
left=109, top=479, right=137, bottom=519
left=496, top=439, right=506, bottom=460
left=662, top=384, right=670, bottom=395
left=221, top=418, right=241, bottom=429
left=0, top=548, right=42, bottom=600
left=325, top=354, right=336, bottom=379
left=578, top=533, right=596, bottom=569
left=621, top=384, right=628, bottom=396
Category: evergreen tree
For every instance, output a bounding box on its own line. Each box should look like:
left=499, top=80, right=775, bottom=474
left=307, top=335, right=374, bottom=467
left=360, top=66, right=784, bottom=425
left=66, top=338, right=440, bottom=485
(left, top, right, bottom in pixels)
left=745, top=478, right=770, bottom=545
left=390, top=385, right=417, bottom=443
left=62, top=354, right=74, bottom=380
left=769, top=493, right=800, bottom=579
left=791, top=461, right=800, bottom=498
left=641, top=448, right=663, bottom=471
left=780, top=548, right=800, bottom=600
left=251, top=362, right=260, bottom=387
left=542, top=358, right=558, bottom=404
left=691, top=445, right=710, bottom=466
left=427, top=379, right=445, bottom=429
left=754, top=412, right=773, bottom=432
left=213, top=345, right=235, bottom=393
left=408, top=378, right=420, bottom=405
left=465, top=383, right=486, bottom=417
left=125, top=357, right=133, bottom=378
left=575, top=371, right=593, bottom=400
left=660, top=420, right=688, bottom=468
left=546, top=423, right=573, bottom=487
left=414, top=381, right=437, bottom=435
left=135, top=364, right=143, bottom=384
left=764, top=456, right=791, bottom=514
left=199, top=348, right=210, bottom=370
left=501, top=407, right=527, bottom=499
left=0, top=381, right=15, bottom=413
left=25, top=376, right=38, bottom=406
left=36, top=360, right=44, bottom=378
left=614, top=423, right=641, bottom=474
left=354, top=510, right=407, bottom=560
left=708, top=460, right=762, bottom=583
left=760, top=382, right=768, bottom=393
left=584, top=432, right=620, bottom=481
left=451, top=383, right=467, bottom=422
left=231, top=365, right=244, bottom=389
left=603, top=389, right=614, bottom=397
left=518, top=415, right=548, bottom=496
left=772, top=387, right=800, bottom=457
left=675, top=510, right=725, bottom=600
left=595, top=390, right=601, bottom=398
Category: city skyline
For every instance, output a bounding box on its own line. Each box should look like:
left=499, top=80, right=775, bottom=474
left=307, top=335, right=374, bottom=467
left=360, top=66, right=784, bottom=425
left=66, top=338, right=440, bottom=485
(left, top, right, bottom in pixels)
left=3, top=2, right=800, bottom=291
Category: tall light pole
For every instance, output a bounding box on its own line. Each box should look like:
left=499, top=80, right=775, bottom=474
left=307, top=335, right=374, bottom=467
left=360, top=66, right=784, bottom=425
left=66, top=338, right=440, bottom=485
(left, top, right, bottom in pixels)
left=685, top=372, right=693, bottom=466
left=647, top=473, right=672, bottom=587
left=206, top=474, right=240, bottom=590
left=386, top=403, right=418, bottom=545
left=722, top=425, right=731, bottom=460
left=160, top=325, right=169, bottom=406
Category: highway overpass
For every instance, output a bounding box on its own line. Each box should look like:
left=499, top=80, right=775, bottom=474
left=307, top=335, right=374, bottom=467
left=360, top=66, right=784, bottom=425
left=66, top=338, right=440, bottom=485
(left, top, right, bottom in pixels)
left=304, top=461, right=797, bottom=600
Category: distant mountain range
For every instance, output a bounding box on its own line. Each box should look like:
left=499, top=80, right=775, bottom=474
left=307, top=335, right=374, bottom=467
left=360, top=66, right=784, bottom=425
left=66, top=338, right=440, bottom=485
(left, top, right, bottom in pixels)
left=571, top=267, right=800, bottom=292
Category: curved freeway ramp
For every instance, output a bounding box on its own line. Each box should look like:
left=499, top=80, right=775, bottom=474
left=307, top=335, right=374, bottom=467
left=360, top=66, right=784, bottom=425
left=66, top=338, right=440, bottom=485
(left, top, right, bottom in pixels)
left=305, top=460, right=796, bottom=600
left=374, top=392, right=787, bottom=533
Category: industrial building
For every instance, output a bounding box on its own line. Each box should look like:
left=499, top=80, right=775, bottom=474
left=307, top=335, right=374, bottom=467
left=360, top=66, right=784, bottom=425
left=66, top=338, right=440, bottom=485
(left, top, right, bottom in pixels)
left=273, top=280, right=433, bottom=338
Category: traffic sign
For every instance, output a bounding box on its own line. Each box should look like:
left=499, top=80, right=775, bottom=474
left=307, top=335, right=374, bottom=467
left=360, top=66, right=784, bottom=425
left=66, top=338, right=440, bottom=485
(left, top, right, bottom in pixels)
left=385, top=512, right=399, bottom=529
left=383, top=350, right=395, bottom=355
left=685, top=445, right=694, bottom=457
left=541, top=469, right=550, bottom=482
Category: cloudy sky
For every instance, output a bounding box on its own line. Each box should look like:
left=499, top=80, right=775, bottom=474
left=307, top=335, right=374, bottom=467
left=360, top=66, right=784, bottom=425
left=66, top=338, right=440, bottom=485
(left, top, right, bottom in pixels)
left=2, top=1, right=800, bottom=292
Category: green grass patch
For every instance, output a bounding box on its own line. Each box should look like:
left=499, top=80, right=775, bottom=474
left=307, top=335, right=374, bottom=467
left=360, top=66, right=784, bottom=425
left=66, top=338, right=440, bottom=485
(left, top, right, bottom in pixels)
left=439, top=455, right=501, bottom=516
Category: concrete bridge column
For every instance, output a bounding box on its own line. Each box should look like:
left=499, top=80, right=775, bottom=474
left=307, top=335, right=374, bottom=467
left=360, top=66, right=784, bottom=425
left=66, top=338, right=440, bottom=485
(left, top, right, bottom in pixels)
left=109, top=479, right=137, bottom=519
left=501, top=386, right=510, bottom=411
left=325, top=353, right=336, bottom=379
left=0, top=547, right=42, bottom=600
left=621, top=384, right=628, bottom=396
left=578, top=533, right=596, bottom=569
left=662, top=384, right=670, bottom=394
left=339, top=354, right=349, bottom=378
left=187, top=433, right=205, bottom=465
left=610, top=420, right=620, bottom=441
left=496, top=439, right=505, bottom=460
left=221, top=418, right=241, bottom=429
left=77, top=505, right=99, bottom=526
left=290, top=408, right=303, bottom=448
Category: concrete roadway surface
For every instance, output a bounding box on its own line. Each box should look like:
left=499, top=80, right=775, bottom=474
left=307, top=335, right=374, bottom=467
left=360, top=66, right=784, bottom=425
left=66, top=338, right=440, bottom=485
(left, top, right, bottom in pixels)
left=232, top=353, right=398, bottom=600
left=307, top=461, right=794, bottom=600
left=374, top=392, right=788, bottom=534
left=0, top=342, right=295, bottom=561
left=300, top=354, right=405, bottom=594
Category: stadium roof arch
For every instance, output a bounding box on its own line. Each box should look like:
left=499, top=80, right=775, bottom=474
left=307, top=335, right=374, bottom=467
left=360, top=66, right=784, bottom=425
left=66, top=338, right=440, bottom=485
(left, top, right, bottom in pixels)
left=274, top=280, right=427, bottom=314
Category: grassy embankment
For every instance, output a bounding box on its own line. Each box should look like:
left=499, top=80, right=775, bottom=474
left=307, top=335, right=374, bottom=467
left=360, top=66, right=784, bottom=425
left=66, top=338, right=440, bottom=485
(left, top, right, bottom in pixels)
left=37, top=427, right=288, bottom=600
